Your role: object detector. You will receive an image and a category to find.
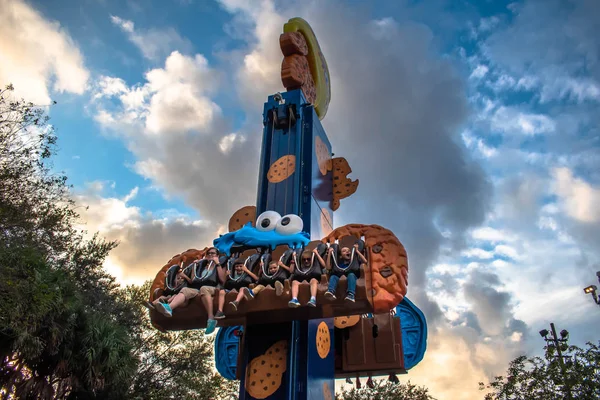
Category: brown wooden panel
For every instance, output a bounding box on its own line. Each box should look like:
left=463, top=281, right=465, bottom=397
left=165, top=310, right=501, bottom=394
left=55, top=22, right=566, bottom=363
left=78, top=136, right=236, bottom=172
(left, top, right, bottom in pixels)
left=344, top=318, right=367, bottom=366
left=374, top=314, right=396, bottom=364
left=336, top=314, right=406, bottom=377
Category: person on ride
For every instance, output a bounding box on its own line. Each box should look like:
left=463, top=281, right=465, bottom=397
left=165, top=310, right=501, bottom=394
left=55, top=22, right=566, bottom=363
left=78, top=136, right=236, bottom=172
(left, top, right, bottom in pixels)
left=145, top=261, right=189, bottom=310
left=154, top=247, right=225, bottom=335
left=324, top=243, right=367, bottom=302
left=215, top=257, right=259, bottom=319
left=288, top=248, right=326, bottom=308
left=253, top=260, right=287, bottom=297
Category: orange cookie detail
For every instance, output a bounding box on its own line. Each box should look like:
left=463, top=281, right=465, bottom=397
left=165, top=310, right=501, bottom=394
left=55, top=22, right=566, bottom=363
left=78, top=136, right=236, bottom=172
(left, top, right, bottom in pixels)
left=267, top=155, right=296, bottom=183
left=229, top=205, right=257, bottom=232
left=149, top=248, right=206, bottom=302
left=280, top=32, right=317, bottom=106
left=322, top=224, right=408, bottom=313
left=245, top=340, right=288, bottom=399
left=315, top=136, right=330, bottom=176
left=265, top=340, right=288, bottom=371
left=334, top=315, right=360, bottom=329
left=316, top=321, right=331, bottom=359
left=331, top=157, right=358, bottom=211
left=320, top=208, right=333, bottom=236
left=280, top=31, right=308, bottom=56
left=246, top=357, right=282, bottom=399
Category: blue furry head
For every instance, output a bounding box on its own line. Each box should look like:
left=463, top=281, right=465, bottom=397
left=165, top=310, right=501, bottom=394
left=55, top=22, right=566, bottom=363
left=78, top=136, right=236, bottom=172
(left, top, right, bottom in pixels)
left=214, top=211, right=310, bottom=256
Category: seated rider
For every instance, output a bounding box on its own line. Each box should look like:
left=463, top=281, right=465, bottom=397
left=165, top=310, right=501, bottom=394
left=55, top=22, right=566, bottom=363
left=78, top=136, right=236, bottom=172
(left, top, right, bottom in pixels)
left=215, top=257, right=259, bottom=319
left=324, top=243, right=367, bottom=302
left=144, top=261, right=187, bottom=310
left=253, top=253, right=294, bottom=297
left=154, top=247, right=225, bottom=335
left=288, top=247, right=326, bottom=308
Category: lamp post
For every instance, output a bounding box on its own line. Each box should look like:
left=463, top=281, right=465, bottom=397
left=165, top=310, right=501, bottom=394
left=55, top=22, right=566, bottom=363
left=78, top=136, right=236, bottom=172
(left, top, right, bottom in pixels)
left=539, top=323, right=572, bottom=399
left=583, top=271, right=600, bottom=307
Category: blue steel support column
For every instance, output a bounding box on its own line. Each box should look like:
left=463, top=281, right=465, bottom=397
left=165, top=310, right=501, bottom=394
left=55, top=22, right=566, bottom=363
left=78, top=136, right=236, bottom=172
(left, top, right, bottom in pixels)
left=239, top=89, right=335, bottom=400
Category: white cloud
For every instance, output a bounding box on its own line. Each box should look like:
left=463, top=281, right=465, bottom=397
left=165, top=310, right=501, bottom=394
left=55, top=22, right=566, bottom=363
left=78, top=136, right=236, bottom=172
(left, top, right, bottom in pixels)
left=0, top=0, right=89, bottom=103
left=218, top=132, right=246, bottom=154
left=75, top=185, right=218, bottom=284
left=552, top=167, right=600, bottom=223
left=76, top=185, right=141, bottom=233
left=490, top=106, right=556, bottom=136
left=494, top=244, right=519, bottom=260
left=471, top=227, right=516, bottom=243
left=462, top=248, right=494, bottom=259
left=462, top=130, right=497, bottom=158
left=110, top=15, right=193, bottom=61
left=470, top=64, right=489, bottom=80
left=94, top=51, right=221, bottom=135
left=431, top=263, right=462, bottom=276
left=478, top=16, right=500, bottom=33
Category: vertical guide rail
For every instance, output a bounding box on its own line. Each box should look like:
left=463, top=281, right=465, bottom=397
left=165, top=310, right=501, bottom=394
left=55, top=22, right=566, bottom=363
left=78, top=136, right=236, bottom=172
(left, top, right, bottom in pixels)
left=238, top=89, right=335, bottom=400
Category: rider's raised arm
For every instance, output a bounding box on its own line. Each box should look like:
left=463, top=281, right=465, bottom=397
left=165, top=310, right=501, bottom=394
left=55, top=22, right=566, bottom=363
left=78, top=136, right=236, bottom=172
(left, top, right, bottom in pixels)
left=312, top=248, right=327, bottom=268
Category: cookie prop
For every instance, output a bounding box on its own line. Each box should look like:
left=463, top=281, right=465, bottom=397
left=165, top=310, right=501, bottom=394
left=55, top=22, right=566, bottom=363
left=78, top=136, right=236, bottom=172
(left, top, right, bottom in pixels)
left=281, top=18, right=331, bottom=120
left=332, top=157, right=359, bottom=211
left=149, top=248, right=206, bottom=301
left=267, top=154, right=296, bottom=183
left=320, top=208, right=333, bottom=236
left=322, top=224, right=408, bottom=313
left=334, top=315, right=360, bottom=329
left=316, top=321, right=331, bottom=359
left=281, top=53, right=317, bottom=106
left=245, top=340, right=288, bottom=399
left=229, top=205, right=257, bottom=232
left=315, top=136, right=332, bottom=176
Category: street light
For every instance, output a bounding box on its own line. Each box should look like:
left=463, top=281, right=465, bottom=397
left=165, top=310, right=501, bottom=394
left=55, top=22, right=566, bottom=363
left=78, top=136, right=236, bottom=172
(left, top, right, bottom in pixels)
left=540, top=322, right=572, bottom=400
left=583, top=271, right=600, bottom=306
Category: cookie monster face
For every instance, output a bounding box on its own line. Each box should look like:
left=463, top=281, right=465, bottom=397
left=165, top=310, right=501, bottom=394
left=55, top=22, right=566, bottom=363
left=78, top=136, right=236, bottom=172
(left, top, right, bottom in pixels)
left=214, top=211, right=310, bottom=256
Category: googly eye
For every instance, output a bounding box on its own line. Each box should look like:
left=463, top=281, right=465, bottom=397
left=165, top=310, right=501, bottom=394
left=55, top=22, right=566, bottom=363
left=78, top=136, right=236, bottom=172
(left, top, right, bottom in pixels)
left=275, top=214, right=303, bottom=235
left=256, top=211, right=281, bottom=232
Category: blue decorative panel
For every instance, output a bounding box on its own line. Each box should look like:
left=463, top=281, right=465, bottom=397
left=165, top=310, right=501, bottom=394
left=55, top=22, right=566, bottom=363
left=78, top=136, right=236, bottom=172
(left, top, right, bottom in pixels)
left=396, top=297, right=428, bottom=370
left=215, top=326, right=244, bottom=380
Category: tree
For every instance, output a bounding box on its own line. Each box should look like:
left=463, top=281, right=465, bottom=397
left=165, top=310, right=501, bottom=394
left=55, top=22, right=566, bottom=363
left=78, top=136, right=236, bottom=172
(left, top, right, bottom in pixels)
left=480, top=341, right=600, bottom=399
left=0, top=83, right=237, bottom=399
left=336, top=379, right=436, bottom=400
left=0, top=84, right=137, bottom=399
left=120, top=283, right=239, bottom=400
left=0, top=245, right=137, bottom=399
left=0, top=84, right=76, bottom=259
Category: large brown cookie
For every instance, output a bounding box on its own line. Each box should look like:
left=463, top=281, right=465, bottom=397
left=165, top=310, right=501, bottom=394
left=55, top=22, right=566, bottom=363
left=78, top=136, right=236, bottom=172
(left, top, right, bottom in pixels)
left=279, top=32, right=317, bottom=106
left=322, top=224, right=408, bottom=313
left=334, top=315, right=360, bottom=329
left=331, top=157, right=359, bottom=211
left=267, top=154, right=296, bottom=183
left=280, top=31, right=308, bottom=56
left=315, top=136, right=331, bottom=176
left=149, top=248, right=207, bottom=301
left=316, top=321, right=331, bottom=359
left=229, top=205, right=256, bottom=232
left=245, top=340, right=288, bottom=399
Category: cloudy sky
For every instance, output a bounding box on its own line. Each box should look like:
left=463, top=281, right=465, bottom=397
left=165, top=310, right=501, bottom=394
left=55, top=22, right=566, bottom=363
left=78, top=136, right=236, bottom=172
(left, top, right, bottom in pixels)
left=2, top=0, right=599, bottom=397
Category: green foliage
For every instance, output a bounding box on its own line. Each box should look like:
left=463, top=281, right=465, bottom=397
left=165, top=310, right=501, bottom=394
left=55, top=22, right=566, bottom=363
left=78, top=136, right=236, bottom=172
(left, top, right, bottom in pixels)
left=0, top=246, right=136, bottom=399
left=0, top=84, right=237, bottom=399
left=0, top=84, right=76, bottom=259
left=336, top=379, right=436, bottom=400
left=120, top=283, right=238, bottom=400
left=480, top=341, right=600, bottom=399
